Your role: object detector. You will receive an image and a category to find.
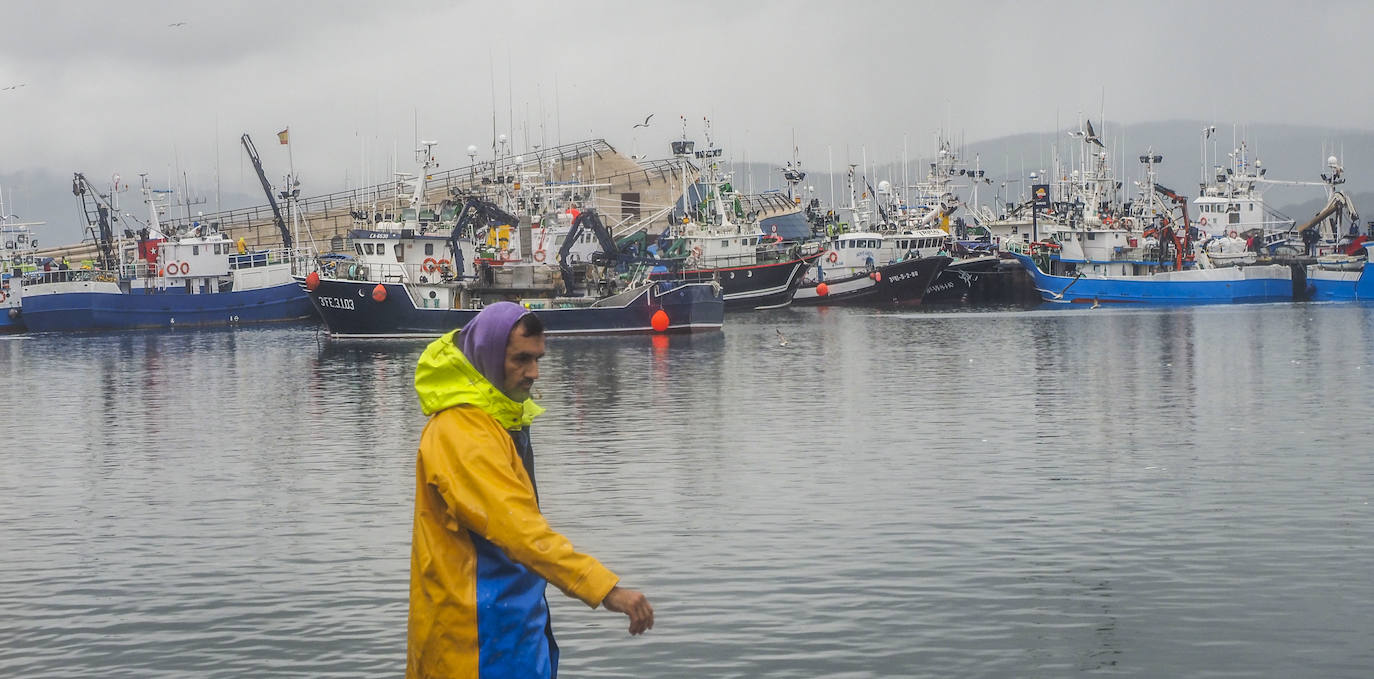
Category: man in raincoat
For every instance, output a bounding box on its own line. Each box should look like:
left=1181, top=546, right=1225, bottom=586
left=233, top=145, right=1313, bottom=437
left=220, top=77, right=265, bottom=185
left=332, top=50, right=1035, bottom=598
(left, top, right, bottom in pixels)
left=408, top=302, right=653, bottom=678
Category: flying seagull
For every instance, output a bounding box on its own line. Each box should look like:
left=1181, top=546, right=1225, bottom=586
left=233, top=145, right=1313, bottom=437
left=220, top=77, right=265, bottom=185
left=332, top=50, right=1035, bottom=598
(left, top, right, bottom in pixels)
left=632, top=114, right=654, bottom=129
left=1084, top=119, right=1105, bottom=148
left=2, top=83, right=26, bottom=91
left=168, top=21, right=187, bottom=27
left=776, top=329, right=789, bottom=347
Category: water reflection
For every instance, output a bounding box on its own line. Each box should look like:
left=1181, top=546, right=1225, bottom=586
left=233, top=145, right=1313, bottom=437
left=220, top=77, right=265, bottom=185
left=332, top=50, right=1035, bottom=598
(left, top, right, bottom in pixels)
left=2, top=306, right=1373, bottom=678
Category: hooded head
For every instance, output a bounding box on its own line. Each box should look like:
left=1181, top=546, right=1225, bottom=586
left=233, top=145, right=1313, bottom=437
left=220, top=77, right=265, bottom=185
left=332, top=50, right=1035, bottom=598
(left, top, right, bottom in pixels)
left=414, top=302, right=545, bottom=429
left=459, top=301, right=534, bottom=389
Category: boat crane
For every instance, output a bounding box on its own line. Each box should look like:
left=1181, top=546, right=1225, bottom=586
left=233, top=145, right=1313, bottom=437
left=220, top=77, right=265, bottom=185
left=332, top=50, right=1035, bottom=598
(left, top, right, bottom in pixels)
left=240, top=133, right=293, bottom=249
left=70, top=173, right=122, bottom=270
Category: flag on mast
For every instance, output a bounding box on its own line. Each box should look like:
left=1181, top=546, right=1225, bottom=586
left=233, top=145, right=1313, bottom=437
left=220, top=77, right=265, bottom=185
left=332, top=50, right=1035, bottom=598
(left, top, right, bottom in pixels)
left=277, top=128, right=289, bottom=145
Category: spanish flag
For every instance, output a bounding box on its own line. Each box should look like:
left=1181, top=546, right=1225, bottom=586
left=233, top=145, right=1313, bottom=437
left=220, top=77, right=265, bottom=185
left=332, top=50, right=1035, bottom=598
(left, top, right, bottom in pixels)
left=277, top=128, right=289, bottom=145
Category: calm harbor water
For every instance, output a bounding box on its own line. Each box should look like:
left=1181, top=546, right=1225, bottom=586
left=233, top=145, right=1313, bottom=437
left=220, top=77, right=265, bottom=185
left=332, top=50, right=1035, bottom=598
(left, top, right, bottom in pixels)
left=2, top=303, right=1372, bottom=678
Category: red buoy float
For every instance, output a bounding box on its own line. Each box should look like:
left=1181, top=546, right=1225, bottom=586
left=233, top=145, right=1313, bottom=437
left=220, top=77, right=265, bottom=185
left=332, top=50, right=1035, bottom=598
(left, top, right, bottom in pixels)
left=305, top=271, right=320, bottom=291
left=372, top=283, right=387, bottom=302
left=816, top=282, right=830, bottom=297
left=872, top=271, right=883, bottom=282
left=650, top=309, right=670, bottom=332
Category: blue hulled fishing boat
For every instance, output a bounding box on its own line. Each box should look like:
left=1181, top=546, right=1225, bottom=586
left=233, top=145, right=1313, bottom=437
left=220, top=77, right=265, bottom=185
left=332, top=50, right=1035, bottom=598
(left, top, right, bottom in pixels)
left=19, top=173, right=314, bottom=333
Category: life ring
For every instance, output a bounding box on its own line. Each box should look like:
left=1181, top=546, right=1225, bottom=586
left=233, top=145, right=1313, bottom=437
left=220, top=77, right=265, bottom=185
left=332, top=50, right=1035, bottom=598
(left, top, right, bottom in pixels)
left=165, top=261, right=178, bottom=275
left=437, top=259, right=451, bottom=273
left=1200, top=217, right=1208, bottom=226
left=1121, top=217, right=1135, bottom=228
left=827, top=251, right=838, bottom=263
left=422, top=257, right=438, bottom=272
left=1228, top=230, right=1239, bottom=239
left=179, top=262, right=190, bottom=275
left=533, top=249, right=546, bottom=262
left=691, top=246, right=703, bottom=258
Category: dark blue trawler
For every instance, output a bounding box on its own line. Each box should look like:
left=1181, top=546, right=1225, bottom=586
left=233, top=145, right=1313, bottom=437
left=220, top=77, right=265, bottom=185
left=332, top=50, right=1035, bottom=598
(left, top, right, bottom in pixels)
left=299, top=204, right=724, bottom=338
left=20, top=170, right=314, bottom=333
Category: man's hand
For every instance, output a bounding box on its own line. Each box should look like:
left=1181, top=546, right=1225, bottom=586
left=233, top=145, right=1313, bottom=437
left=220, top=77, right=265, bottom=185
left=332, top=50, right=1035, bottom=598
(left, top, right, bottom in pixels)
left=601, top=585, right=654, bottom=635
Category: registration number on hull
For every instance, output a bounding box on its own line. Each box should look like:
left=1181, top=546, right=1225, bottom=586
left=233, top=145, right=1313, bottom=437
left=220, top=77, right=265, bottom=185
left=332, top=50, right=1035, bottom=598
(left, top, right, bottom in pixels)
left=319, top=296, right=355, bottom=310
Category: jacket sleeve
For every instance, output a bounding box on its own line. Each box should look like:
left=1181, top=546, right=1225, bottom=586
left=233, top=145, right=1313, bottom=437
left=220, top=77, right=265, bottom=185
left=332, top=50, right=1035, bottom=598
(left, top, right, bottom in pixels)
left=420, top=407, right=620, bottom=608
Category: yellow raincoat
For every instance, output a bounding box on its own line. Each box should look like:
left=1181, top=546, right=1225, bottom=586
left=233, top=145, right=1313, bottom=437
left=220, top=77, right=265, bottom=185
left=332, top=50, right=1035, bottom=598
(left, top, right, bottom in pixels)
left=408, top=330, right=619, bottom=679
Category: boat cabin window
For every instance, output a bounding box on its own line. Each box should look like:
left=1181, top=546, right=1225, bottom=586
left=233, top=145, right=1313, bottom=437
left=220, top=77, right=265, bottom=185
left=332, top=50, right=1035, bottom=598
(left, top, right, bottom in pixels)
left=394, top=244, right=404, bottom=262
left=364, top=243, right=374, bottom=255
left=721, top=240, right=729, bottom=247
left=424, top=243, right=434, bottom=256
left=192, top=246, right=199, bottom=256
left=354, top=244, right=364, bottom=255
left=1087, top=232, right=1096, bottom=240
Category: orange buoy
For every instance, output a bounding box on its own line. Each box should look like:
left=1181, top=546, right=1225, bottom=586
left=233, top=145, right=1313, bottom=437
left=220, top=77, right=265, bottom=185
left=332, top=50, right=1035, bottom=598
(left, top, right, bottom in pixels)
left=305, top=271, right=320, bottom=291
left=371, top=283, right=387, bottom=302
left=872, top=271, right=883, bottom=282
left=651, top=309, right=670, bottom=332
left=816, top=282, right=830, bottom=297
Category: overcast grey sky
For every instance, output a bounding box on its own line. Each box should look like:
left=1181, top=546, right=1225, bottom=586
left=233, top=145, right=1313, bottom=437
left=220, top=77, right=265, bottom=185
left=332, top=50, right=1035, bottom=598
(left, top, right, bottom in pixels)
left=2, top=0, right=1371, bottom=215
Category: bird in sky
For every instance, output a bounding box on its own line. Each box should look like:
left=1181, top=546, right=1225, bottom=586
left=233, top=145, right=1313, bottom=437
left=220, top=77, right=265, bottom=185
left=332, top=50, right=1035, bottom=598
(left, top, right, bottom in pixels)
left=633, top=114, right=654, bottom=128
left=1084, top=119, right=1105, bottom=148
left=168, top=21, right=187, bottom=27
left=2, top=83, right=26, bottom=91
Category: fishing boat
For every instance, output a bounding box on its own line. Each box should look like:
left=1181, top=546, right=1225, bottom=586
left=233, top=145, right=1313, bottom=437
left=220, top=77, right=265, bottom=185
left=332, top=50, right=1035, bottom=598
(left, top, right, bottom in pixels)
left=1299, top=159, right=1372, bottom=300
left=1010, top=150, right=1297, bottom=304
left=792, top=165, right=951, bottom=305
left=647, top=135, right=822, bottom=310
left=898, top=134, right=1015, bottom=304
left=300, top=202, right=723, bottom=338
left=19, top=173, right=315, bottom=332
left=791, top=229, right=950, bottom=305
left=1, top=188, right=45, bottom=332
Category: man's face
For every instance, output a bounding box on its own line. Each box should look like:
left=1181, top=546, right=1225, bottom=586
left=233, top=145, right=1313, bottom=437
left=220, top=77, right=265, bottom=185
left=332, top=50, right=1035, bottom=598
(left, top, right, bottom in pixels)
left=502, top=327, right=545, bottom=401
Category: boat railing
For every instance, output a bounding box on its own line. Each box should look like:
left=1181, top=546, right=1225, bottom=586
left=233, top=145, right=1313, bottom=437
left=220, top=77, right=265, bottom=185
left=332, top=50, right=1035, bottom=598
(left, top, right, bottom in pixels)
left=323, top=259, right=448, bottom=285
left=26, top=268, right=120, bottom=285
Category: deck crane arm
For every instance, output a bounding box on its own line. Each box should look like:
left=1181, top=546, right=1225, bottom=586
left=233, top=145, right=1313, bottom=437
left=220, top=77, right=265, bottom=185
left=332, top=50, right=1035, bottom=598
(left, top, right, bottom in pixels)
left=240, top=134, right=293, bottom=249
left=70, top=172, right=119, bottom=270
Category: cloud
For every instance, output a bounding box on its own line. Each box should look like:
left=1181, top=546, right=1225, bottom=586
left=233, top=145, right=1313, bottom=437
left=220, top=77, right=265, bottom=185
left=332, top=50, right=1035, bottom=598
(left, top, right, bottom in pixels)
left=2, top=0, right=1372, bottom=243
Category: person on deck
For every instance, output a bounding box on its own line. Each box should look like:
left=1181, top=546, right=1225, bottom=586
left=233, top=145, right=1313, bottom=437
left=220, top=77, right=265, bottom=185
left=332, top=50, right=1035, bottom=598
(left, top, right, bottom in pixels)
left=407, top=302, right=653, bottom=679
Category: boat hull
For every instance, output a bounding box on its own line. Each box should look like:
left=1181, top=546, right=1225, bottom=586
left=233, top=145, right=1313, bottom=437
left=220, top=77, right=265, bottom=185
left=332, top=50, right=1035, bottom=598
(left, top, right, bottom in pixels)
left=651, top=253, right=821, bottom=310
left=20, top=282, right=316, bottom=332
left=792, top=256, right=951, bottom=306
left=301, top=278, right=724, bottom=338
left=921, top=255, right=1005, bottom=304
left=1307, top=260, right=1374, bottom=301
left=1009, top=253, right=1295, bottom=304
